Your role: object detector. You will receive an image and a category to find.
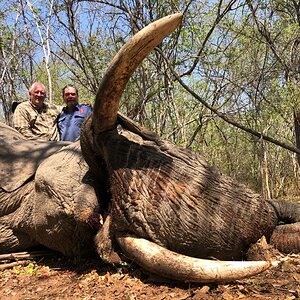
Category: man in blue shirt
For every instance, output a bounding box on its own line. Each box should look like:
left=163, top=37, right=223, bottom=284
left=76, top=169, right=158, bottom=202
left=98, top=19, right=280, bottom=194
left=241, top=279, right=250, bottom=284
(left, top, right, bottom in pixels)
left=58, top=85, right=92, bottom=141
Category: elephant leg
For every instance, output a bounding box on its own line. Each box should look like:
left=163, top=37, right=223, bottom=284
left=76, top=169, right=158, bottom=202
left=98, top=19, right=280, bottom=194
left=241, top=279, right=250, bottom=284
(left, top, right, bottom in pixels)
left=0, top=182, right=38, bottom=253
left=0, top=222, right=38, bottom=253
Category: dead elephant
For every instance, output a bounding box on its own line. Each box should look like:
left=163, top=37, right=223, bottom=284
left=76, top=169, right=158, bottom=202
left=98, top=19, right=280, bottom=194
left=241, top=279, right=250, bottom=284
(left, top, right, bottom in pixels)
left=1, top=13, right=300, bottom=283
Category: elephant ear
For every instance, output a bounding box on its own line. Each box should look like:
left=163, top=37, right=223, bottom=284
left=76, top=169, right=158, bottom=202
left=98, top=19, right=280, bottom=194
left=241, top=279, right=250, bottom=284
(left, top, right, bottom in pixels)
left=0, top=122, right=70, bottom=192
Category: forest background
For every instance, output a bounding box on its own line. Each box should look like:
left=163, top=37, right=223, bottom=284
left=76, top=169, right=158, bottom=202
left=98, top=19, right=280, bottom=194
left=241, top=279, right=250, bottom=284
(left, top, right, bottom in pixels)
left=0, top=0, right=299, bottom=200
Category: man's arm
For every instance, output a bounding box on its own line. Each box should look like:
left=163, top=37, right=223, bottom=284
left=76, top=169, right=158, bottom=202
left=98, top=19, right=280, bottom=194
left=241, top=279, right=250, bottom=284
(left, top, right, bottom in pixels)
left=13, top=104, right=38, bottom=139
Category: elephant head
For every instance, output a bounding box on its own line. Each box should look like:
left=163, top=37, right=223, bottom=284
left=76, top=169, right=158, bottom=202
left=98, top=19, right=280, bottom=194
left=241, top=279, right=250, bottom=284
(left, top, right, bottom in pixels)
left=80, top=13, right=300, bottom=282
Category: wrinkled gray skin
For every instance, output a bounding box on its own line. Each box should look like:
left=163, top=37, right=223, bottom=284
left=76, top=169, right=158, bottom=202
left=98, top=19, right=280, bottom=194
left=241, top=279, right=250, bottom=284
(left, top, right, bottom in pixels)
left=1, top=119, right=299, bottom=262
left=80, top=115, right=300, bottom=262
left=0, top=123, right=101, bottom=256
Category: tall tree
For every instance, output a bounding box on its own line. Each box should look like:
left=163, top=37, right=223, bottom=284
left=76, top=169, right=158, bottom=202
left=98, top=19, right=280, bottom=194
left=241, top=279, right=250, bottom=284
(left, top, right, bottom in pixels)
left=26, top=0, right=55, bottom=102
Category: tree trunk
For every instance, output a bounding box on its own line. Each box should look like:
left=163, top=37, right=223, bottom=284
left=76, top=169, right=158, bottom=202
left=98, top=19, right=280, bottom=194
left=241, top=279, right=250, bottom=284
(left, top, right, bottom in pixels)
left=260, top=141, right=271, bottom=199
left=294, top=109, right=300, bottom=166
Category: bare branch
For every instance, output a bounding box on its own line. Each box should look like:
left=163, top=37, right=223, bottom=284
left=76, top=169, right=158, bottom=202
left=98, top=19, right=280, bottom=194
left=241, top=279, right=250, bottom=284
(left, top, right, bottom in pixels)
left=0, top=260, right=30, bottom=271
left=180, top=0, right=238, bottom=77
left=158, top=48, right=300, bottom=155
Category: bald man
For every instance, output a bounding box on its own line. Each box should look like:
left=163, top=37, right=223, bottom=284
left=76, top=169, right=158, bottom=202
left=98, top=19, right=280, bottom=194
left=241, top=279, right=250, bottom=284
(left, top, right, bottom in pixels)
left=13, top=82, right=61, bottom=141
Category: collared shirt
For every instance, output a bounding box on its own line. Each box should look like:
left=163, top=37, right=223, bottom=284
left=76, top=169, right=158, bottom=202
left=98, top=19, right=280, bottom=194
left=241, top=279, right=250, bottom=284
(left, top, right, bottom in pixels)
left=13, top=101, right=61, bottom=141
left=58, top=103, right=92, bottom=141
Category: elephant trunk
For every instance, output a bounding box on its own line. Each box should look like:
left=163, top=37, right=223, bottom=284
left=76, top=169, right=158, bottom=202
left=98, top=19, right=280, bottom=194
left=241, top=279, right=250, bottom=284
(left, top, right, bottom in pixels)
left=267, top=199, right=300, bottom=223
left=267, top=199, right=300, bottom=253
left=117, top=235, right=278, bottom=283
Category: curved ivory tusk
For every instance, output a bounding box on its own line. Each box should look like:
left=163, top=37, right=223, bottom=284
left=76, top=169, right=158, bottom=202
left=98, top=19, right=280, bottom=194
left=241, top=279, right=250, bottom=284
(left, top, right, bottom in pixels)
left=117, top=235, right=278, bottom=283
left=92, top=13, right=183, bottom=134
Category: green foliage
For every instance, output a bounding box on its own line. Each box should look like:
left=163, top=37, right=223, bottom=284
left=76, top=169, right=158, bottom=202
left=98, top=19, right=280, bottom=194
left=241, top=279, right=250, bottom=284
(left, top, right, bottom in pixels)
left=12, top=262, right=40, bottom=276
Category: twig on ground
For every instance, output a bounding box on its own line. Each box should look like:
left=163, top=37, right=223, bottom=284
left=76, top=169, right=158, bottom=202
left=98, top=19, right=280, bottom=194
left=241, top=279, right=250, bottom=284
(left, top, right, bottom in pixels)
left=0, top=250, right=56, bottom=262
left=0, top=260, right=30, bottom=271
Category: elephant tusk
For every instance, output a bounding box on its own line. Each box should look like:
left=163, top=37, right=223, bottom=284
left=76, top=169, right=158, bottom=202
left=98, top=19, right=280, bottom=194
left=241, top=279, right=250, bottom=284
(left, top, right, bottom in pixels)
left=92, top=13, right=183, bottom=134
left=117, top=235, right=278, bottom=283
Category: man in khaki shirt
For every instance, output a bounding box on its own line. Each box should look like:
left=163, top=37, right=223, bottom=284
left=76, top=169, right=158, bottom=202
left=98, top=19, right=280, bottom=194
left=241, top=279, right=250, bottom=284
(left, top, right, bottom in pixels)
left=13, top=82, right=61, bottom=141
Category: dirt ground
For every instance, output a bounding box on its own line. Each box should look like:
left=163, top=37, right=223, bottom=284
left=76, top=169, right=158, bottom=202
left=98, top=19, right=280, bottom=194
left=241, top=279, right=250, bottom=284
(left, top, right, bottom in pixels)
left=0, top=246, right=299, bottom=300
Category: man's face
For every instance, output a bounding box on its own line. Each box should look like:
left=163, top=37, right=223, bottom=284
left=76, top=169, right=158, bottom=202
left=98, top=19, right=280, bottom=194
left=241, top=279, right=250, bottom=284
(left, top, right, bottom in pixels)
left=29, top=84, right=46, bottom=108
left=63, top=87, right=78, bottom=107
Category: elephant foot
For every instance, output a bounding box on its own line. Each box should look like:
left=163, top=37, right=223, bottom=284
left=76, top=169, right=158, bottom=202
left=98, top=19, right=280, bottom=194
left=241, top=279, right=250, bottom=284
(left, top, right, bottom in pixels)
left=270, top=222, right=300, bottom=254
